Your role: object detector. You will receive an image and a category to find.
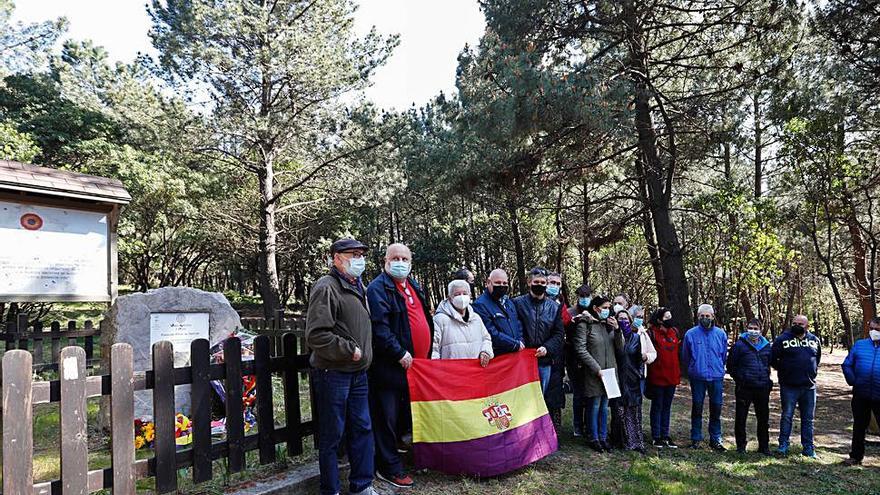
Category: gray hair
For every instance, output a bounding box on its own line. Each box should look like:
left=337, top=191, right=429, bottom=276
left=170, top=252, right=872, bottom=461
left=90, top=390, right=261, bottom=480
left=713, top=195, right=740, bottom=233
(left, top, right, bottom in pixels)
left=447, top=279, right=471, bottom=297
left=697, top=304, right=715, bottom=316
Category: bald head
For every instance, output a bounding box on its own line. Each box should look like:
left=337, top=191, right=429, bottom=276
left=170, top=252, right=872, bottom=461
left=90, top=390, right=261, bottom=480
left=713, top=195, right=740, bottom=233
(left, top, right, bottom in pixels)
left=486, top=268, right=510, bottom=299
left=384, top=243, right=412, bottom=280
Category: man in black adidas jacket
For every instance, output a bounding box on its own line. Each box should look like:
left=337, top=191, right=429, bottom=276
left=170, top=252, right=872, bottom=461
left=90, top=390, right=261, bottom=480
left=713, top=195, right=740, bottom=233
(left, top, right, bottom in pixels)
left=770, top=315, right=821, bottom=458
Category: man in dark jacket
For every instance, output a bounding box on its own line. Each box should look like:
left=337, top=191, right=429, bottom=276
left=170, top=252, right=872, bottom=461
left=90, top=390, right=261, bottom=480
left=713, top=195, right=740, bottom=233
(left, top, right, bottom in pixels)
left=841, top=317, right=880, bottom=466
left=472, top=268, right=525, bottom=355
left=727, top=319, right=772, bottom=455
left=513, top=266, right=565, bottom=426
left=366, top=243, right=433, bottom=489
left=306, top=238, right=378, bottom=495
left=771, top=314, right=821, bottom=458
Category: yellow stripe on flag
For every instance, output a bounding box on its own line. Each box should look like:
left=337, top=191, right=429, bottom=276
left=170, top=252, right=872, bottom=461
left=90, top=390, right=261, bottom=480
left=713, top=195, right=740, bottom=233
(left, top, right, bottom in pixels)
left=411, top=381, right=548, bottom=444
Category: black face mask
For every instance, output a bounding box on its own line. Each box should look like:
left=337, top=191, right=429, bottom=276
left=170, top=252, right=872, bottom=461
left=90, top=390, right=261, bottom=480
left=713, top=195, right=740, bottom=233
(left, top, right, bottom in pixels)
left=490, top=285, right=509, bottom=301
left=530, top=284, right=547, bottom=296
left=662, top=319, right=673, bottom=328
left=791, top=324, right=806, bottom=336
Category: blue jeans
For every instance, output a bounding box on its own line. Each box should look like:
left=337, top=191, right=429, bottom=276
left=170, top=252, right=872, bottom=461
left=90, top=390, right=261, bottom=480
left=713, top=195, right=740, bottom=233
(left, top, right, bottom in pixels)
left=779, top=385, right=816, bottom=451
left=690, top=379, right=723, bottom=443
left=314, top=369, right=374, bottom=495
left=650, top=385, right=677, bottom=440
left=539, top=365, right=552, bottom=394
left=587, top=395, right=609, bottom=441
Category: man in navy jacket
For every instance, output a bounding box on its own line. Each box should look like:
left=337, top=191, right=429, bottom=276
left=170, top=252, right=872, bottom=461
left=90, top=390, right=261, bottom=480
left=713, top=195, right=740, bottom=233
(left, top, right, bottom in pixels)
left=841, top=317, right=880, bottom=466
left=727, top=319, right=772, bottom=455
left=771, top=314, right=821, bottom=458
left=472, top=268, right=525, bottom=355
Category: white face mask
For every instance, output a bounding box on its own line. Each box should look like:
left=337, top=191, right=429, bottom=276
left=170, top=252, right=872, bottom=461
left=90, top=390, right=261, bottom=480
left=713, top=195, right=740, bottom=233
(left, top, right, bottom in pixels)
left=747, top=329, right=761, bottom=338
left=346, top=257, right=366, bottom=278
left=870, top=330, right=880, bottom=341
left=452, top=294, right=471, bottom=310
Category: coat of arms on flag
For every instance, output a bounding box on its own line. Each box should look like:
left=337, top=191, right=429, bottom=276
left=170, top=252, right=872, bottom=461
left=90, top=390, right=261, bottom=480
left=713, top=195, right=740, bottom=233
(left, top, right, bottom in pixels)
left=407, top=351, right=558, bottom=477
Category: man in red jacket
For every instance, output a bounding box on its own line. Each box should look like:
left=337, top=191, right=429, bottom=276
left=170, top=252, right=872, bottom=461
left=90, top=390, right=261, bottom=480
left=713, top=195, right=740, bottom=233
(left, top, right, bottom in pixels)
left=647, top=307, right=681, bottom=448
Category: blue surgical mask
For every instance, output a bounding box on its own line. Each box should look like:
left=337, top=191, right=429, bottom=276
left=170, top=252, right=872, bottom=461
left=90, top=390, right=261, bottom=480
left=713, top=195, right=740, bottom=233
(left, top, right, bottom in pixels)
left=546, top=286, right=560, bottom=297
left=599, top=308, right=610, bottom=320
left=579, top=296, right=591, bottom=308
left=388, top=260, right=411, bottom=279
left=633, top=317, right=644, bottom=328
left=346, top=257, right=366, bottom=278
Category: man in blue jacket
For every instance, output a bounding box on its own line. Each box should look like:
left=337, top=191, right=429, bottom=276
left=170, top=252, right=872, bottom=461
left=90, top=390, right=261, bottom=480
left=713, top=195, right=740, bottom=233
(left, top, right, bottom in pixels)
left=727, top=319, right=772, bottom=455
left=366, top=243, right=434, bottom=488
left=841, top=317, right=880, bottom=466
left=771, top=314, right=821, bottom=458
left=472, top=268, right=525, bottom=356
left=681, top=304, right=728, bottom=451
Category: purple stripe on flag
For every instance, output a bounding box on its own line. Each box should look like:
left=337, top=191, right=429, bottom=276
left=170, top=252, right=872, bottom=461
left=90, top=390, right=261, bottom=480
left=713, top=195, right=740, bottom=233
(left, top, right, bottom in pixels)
left=413, top=413, right=558, bottom=477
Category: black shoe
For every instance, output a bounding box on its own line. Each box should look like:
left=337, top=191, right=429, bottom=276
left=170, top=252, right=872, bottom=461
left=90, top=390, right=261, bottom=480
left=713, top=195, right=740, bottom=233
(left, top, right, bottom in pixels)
left=690, top=440, right=702, bottom=450
left=736, top=447, right=746, bottom=455
left=710, top=441, right=727, bottom=452
left=664, top=437, right=679, bottom=449
left=758, top=446, right=772, bottom=456
left=652, top=438, right=665, bottom=448
left=588, top=440, right=604, bottom=453
left=842, top=457, right=862, bottom=466
left=600, top=440, right=612, bottom=452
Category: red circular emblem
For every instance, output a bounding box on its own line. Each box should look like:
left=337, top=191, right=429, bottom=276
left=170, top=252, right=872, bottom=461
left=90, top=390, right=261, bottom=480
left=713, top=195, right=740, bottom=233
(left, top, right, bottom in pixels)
left=20, top=213, right=43, bottom=231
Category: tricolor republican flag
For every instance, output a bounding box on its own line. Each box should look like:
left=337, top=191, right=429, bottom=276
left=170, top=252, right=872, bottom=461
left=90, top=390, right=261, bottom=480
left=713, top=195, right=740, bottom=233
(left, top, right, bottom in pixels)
left=407, top=351, right=558, bottom=477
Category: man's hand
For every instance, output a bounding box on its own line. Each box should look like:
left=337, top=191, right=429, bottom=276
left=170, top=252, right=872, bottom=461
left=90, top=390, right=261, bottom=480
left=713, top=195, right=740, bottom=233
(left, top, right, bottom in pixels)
left=535, top=346, right=547, bottom=358
left=399, top=351, right=413, bottom=370
left=479, top=351, right=491, bottom=368
left=352, top=347, right=362, bottom=362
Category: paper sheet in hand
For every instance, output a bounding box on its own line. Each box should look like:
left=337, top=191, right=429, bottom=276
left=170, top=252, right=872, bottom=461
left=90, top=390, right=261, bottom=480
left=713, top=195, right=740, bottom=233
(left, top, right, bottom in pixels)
left=600, top=368, right=621, bottom=399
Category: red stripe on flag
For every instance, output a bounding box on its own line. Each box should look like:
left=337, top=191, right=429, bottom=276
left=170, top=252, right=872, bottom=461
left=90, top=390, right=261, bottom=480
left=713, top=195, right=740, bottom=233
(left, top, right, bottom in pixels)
left=408, top=351, right=539, bottom=402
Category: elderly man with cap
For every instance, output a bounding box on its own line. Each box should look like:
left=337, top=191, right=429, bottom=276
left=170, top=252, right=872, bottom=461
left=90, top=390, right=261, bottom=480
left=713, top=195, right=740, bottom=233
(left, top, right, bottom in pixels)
left=681, top=304, right=728, bottom=451
left=366, top=243, right=433, bottom=489
left=306, top=238, right=378, bottom=495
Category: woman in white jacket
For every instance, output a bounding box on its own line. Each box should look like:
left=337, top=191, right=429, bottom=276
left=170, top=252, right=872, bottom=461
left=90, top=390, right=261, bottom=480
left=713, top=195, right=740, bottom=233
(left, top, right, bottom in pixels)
left=432, top=280, right=494, bottom=367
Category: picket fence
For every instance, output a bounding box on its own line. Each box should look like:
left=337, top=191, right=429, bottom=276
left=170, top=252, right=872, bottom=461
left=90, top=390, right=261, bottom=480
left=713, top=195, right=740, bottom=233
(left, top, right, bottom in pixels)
left=0, top=314, right=100, bottom=371
left=1, top=333, right=313, bottom=494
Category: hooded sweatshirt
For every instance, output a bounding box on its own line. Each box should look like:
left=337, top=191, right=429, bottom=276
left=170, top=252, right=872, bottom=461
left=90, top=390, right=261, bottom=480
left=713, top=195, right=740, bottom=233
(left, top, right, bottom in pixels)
left=770, top=328, right=821, bottom=388
left=726, top=333, right=772, bottom=389
left=431, top=299, right=494, bottom=360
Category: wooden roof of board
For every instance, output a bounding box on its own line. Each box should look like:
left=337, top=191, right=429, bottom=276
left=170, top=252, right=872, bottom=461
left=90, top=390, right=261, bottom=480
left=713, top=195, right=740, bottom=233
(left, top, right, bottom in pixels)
left=0, top=160, right=131, bottom=204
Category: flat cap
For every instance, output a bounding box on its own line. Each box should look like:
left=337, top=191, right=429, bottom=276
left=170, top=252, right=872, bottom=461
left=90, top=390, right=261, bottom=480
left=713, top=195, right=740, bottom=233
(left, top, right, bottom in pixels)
left=330, top=238, right=368, bottom=254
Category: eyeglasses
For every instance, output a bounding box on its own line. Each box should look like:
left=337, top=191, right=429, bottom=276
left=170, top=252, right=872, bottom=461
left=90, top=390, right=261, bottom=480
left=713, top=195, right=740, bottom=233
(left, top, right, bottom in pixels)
left=401, top=284, right=414, bottom=305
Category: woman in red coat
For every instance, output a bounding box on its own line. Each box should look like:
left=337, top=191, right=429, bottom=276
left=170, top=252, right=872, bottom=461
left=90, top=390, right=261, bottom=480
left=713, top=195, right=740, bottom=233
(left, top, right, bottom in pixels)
left=647, top=307, right=681, bottom=448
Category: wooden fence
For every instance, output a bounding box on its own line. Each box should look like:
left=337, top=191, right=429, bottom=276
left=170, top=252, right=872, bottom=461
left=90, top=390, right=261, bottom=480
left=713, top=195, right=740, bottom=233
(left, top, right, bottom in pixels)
left=240, top=311, right=308, bottom=355
left=1, top=333, right=314, bottom=494
left=0, top=314, right=100, bottom=371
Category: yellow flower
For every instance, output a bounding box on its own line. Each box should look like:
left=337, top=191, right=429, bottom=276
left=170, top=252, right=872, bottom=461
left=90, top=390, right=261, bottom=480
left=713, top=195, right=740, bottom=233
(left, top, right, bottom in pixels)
left=144, top=428, right=154, bottom=442
left=135, top=436, right=145, bottom=449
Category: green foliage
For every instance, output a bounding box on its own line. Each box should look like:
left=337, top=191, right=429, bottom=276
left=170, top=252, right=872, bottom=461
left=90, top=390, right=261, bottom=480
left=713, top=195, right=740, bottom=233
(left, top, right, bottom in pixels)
left=0, top=118, right=38, bottom=160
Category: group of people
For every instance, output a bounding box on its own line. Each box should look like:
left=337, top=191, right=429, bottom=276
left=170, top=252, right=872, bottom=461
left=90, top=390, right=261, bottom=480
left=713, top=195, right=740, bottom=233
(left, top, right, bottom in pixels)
left=305, top=238, right=880, bottom=495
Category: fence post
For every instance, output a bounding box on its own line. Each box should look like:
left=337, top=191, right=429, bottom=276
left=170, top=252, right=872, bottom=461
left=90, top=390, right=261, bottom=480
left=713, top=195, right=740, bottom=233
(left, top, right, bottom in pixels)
left=190, top=338, right=213, bottom=483
left=32, top=320, right=44, bottom=367
left=51, top=321, right=62, bottom=363
left=111, top=343, right=135, bottom=494
left=2, top=350, right=33, bottom=494
left=254, top=335, right=275, bottom=464
left=16, top=313, right=29, bottom=351
left=152, top=340, right=178, bottom=494
left=68, top=321, right=78, bottom=348
left=84, top=320, right=95, bottom=361
left=282, top=332, right=303, bottom=456
left=60, top=346, right=88, bottom=495
left=224, top=337, right=245, bottom=473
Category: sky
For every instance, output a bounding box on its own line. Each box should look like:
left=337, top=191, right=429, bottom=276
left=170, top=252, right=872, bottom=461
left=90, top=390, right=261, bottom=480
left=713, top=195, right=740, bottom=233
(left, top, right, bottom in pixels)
left=11, top=0, right=486, bottom=111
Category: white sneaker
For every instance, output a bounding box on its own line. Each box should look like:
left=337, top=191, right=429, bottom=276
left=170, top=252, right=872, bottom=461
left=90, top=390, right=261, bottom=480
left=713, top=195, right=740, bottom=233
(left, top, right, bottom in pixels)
left=351, top=487, right=378, bottom=495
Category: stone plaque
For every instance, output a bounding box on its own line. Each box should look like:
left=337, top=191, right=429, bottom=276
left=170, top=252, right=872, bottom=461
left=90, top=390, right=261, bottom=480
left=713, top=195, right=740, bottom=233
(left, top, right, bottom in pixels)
left=150, top=312, right=210, bottom=366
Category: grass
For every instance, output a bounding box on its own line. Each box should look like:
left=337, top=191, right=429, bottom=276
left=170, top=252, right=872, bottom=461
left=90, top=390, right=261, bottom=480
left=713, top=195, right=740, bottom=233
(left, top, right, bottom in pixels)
left=399, top=352, right=880, bottom=495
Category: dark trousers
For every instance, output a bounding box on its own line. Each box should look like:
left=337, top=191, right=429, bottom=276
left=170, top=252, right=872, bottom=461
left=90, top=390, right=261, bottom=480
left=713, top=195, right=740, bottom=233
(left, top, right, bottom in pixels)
left=734, top=385, right=770, bottom=451
left=649, top=385, right=676, bottom=440
left=369, top=385, right=408, bottom=477
left=850, top=395, right=880, bottom=461
left=314, top=369, right=374, bottom=495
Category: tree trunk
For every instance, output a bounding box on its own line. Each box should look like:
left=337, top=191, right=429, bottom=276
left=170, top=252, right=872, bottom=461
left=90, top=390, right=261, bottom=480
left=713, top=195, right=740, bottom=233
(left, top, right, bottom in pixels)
left=507, top=199, right=527, bottom=294
left=625, top=3, right=692, bottom=329
left=754, top=93, right=763, bottom=199
left=846, top=212, right=874, bottom=336
left=641, top=206, right=666, bottom=306
left=258, top=164, right=282, bottom=318
left=581, top=179, right=592, bottom=285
